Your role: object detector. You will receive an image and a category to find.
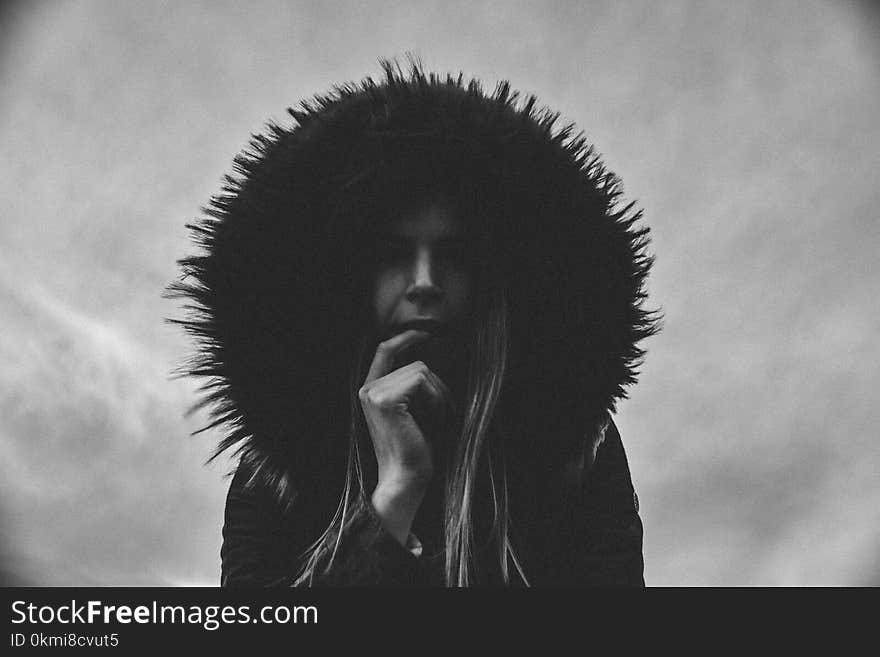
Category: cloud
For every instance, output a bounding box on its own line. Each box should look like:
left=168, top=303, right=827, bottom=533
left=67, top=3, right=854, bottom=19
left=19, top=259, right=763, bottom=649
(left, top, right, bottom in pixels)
left=2, top=0, right=879, bottom=585
left=0, top=268, right=228, bottom=585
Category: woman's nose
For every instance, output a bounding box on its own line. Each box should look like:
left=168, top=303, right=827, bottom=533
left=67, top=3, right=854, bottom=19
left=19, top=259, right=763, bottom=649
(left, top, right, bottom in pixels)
left=405, top=247, right=442, bottom=302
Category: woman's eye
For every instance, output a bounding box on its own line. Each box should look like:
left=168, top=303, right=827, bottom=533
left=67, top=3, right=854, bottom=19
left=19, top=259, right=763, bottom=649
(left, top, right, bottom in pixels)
left=437, top=242, right=473, bottom=265
left=372, top=237, right=409, bottom=259
left=368, top=235, right=475, bottom=267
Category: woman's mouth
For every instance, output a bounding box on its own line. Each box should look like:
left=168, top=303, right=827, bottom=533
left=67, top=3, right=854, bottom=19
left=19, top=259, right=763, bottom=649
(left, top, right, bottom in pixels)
left=393, top=318, right=450, bottom=338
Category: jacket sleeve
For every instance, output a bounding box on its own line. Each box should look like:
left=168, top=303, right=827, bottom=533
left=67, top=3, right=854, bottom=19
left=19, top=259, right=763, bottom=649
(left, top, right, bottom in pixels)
left=220, top=463, right=429, bottom=587
left=541, top=419, right=646, bottom=587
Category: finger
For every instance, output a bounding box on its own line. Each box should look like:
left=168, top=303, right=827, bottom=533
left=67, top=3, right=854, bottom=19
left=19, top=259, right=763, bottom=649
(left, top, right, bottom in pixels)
left=364, top=366, right=444, bottom=428
left=382, top=362, right=456, bottom=417
left=403, top=369, right=447, bottom=431
left=423, top=369, right=456, bottom=416
left=364, top=330, right=432, bottom=384
left=414, top=368, right=445, bottom=410
left=402, top=367, right=455, bottom=430
left=366, top=361, right=442, bottom=407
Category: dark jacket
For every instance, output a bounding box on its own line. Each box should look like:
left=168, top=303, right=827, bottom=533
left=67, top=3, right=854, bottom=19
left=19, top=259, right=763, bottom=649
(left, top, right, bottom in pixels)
left=221, top=418, right=644, bottom=587
left=166, top=61, right=660, bottom=587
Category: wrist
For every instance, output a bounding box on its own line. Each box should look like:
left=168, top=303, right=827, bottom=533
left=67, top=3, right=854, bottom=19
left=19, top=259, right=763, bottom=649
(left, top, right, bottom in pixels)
left=371, top=479, right=428, bottom=546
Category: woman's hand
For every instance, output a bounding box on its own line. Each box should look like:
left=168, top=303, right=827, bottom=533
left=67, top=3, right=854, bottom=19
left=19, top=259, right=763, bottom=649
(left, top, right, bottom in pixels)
left=358, top=329, right=455, bottom=544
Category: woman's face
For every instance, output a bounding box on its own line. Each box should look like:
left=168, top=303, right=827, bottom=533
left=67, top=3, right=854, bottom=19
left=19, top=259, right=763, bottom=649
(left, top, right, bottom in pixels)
left=370, top=199, right=474, bottom=381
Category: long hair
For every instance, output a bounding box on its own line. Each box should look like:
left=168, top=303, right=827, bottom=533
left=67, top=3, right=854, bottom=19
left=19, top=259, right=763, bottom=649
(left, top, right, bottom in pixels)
left=294, top=217, right=527, bottom=587
left=443, top=288, right=528, bottom=586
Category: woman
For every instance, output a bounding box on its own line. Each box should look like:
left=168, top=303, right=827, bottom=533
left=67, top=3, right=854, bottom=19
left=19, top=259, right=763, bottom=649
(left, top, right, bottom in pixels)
left=166, top=61, right=661, bottom=587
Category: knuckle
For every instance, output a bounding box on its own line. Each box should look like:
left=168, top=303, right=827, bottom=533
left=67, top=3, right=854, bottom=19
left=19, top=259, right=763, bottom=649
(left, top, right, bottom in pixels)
left=376, top=397, right=397, bottom=411
left=369, top=391, right=394, bottom=410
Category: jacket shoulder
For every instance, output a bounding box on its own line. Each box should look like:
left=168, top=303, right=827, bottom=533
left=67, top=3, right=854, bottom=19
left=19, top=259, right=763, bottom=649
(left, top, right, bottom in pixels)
left=220, top=462, right=330, bottom=587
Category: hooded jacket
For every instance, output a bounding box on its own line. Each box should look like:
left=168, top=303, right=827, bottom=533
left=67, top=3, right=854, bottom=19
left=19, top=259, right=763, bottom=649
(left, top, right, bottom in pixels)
left=167, top=61, right=660, bottom=587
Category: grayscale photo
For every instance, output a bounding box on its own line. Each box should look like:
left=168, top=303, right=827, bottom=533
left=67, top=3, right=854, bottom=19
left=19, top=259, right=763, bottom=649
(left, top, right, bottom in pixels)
left=1, top=0, right=878, bottom=593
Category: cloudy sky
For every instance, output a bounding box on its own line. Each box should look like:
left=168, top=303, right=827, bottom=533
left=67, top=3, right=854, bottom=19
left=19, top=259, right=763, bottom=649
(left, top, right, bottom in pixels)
left=2, top=0, right=878, bottom=586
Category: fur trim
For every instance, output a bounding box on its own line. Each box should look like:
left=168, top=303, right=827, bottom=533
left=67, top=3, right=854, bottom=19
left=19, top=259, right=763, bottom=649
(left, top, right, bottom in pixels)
left=165, top=60, right=661, bottom=509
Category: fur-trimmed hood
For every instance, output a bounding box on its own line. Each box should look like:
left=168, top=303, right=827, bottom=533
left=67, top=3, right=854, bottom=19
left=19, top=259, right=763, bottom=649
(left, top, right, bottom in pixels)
left=166, top=61, right=660, bottom=510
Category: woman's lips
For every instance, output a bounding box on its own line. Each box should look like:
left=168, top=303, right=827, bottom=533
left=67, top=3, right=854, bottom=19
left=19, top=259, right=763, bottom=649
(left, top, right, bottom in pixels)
left=393, top=318, right=450, bottom=337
